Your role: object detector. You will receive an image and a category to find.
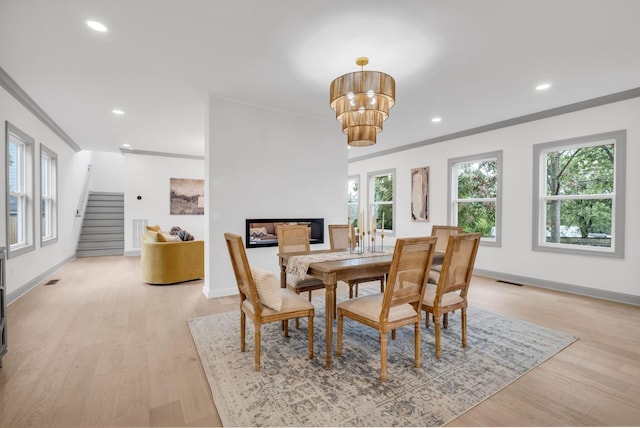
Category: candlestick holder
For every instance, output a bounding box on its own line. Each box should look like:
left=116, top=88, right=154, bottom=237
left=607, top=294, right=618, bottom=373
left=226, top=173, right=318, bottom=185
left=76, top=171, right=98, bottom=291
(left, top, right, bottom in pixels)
left=350, top=232, right=364, bottom=254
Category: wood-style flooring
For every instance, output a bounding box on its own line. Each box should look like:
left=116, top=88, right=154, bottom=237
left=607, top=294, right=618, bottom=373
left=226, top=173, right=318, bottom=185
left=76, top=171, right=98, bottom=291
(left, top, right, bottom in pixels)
left=0, top=255, right=638, bottom=427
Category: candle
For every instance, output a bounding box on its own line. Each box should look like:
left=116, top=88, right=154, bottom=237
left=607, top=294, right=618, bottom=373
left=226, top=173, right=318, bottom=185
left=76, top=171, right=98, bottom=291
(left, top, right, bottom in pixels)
left=360, top=210, right=367, bottom=233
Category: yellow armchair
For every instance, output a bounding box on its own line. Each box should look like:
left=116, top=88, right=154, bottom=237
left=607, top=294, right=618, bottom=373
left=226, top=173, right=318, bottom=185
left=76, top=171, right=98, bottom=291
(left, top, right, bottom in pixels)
left=141, top=230, right=204, bottom=284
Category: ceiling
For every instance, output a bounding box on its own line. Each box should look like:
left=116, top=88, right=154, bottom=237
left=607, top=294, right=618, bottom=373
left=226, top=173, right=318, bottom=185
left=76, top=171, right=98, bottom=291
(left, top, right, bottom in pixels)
left=2, top=0, right=640, bottom=159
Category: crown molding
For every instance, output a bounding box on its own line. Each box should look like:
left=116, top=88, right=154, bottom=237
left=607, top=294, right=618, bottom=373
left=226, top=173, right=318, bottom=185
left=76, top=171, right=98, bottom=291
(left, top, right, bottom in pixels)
left=119, top=148, right=204, bottom=160
left=0, top=66, right=81, bottom=152
left=349, top=86, right=640, bottom=163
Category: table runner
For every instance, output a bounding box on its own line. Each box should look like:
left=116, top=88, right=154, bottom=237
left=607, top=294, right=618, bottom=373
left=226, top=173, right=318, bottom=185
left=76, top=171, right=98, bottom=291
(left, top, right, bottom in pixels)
left=286, top=249, right=393, bottom=279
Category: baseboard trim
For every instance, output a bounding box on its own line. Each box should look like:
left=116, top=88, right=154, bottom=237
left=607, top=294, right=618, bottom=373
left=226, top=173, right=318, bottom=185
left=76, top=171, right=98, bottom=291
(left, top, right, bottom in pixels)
left=474, top=268, right=640, bottom=306
left=7, top=255, right=76, bottom=305
left=124, top=250, right=141, bottom=257
left=203, top=285, right=238, bottom=299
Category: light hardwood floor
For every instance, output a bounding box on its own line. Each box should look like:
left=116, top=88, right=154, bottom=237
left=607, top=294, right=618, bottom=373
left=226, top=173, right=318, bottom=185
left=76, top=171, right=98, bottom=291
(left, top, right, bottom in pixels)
left=0, top=255, right=638, bottom=427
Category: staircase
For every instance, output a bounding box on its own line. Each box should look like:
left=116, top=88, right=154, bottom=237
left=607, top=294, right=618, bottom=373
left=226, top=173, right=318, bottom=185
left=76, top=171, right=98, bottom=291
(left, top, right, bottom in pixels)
left=76, top=192, right=125, bottom=257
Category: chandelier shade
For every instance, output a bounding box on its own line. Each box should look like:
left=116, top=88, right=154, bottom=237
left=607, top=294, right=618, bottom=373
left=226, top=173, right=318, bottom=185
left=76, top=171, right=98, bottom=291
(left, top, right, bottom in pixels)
left=329, top=57, right=395, bottom=147
left=347, top=126, right=378, bottom=146
left=340, top=110, right=384, bottom=134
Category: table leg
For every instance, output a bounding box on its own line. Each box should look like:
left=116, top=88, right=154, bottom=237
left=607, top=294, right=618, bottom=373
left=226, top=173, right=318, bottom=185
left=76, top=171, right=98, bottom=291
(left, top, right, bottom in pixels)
left=324, top=273, right=336, bottom=369
left=279, top=257, right=286, bottom=331
left=279, top=257, right=286, bottom=288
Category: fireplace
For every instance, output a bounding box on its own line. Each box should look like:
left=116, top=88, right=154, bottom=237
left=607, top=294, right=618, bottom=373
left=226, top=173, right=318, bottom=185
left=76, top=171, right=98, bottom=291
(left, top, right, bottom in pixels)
left=245, top=218, right=324, bottom=248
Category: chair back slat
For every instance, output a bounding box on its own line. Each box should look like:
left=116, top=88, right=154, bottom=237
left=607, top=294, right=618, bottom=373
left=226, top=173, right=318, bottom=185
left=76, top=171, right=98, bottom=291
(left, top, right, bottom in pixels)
left=381, top=236, right=437, bottom=322
left=436, top=233, right=481, bottom=299
left=277, top=224, right=311, bottom=254
left=431, top=225, right=462, bottom=253
left=328, top=224, right=352, bottom=250
left=224, top=233, right=261, bottom=311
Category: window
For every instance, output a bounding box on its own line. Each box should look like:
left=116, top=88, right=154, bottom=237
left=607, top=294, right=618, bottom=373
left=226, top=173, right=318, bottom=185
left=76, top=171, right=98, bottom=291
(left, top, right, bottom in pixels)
left=347, top=175, right=359, bottom=227
left=40, top=144, right=58, bottom=246
left=533, top=130, right=625, bottom=257
left=368, top=169, right=395, bottom=235
left=449, top=151, right=502, bottom=246
left=5, top=122, right=35, bottom=258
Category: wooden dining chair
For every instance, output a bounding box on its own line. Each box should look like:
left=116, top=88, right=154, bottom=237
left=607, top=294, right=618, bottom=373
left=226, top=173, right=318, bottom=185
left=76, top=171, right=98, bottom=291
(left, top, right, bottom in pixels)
left=277, top=224, right=327, bottom=299
left=328, top=224, right=354, bottom=250
left=421, top=233, right=481, bottom=359
left=277, top=224, right=326, bottom=327
left=328, top=224, right=385, bottom=298
left=428, top=225, right=463, bottom=283
left=337, top=236, right=437, bottom=382
left=430, top=225, right=462, bottom=253
left=224, top=233, right=314, bottom=371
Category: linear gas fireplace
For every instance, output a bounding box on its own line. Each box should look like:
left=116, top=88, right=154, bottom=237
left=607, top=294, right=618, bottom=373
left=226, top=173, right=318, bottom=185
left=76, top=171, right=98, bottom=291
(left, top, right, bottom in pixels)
left=245, top=218, right=324, bottom=248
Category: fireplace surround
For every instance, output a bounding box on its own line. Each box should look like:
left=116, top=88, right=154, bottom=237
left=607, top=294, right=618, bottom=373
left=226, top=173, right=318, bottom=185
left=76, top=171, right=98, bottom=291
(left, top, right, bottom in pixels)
left=245, top=218, right=324, bottom=248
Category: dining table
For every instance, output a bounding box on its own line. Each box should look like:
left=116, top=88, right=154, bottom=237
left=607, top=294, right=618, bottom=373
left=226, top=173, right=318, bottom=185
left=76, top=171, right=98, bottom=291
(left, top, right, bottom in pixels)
left=279, top=248, right=445, bottom=369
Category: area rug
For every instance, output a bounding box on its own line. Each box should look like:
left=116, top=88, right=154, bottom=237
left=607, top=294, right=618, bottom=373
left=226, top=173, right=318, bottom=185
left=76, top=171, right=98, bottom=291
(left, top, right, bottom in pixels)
left=188, top=292, right=576, bottom=427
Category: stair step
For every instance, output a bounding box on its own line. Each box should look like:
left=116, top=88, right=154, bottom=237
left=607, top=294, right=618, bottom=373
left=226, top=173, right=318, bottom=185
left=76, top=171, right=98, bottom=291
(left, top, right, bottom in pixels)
left=84, top=201, right=124, bottom=213
left=76, top=248, right=124, bottom=257
left=79, top=233, right=125, bottom=241
left=84, top=212, right=124, bottom=220
left=83, top=219, right=124, bottom=227
left=81, top=226, right=124, bottom=234
left=88, top=191, right=124, bottom=197
left=77, top=241, right=124, bottom=250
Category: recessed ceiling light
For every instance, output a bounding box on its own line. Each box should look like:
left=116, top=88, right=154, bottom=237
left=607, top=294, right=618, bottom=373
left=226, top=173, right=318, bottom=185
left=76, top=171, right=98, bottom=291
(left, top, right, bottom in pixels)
left=120, top=144, right=131, bottom=148
left=87, top=20, right=108, bottom=32
left=536, top=83, right=551, bottom=91
left=112, top=109, right=124, bottom=115
left=431, top=117, right=442, bottom=123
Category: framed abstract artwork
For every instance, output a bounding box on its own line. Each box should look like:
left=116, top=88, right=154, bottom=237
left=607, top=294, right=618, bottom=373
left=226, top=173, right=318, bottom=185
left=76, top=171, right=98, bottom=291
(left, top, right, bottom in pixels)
left=170, top=178, right=204, bottom=215
left=411, top=167, right=429, bottom=222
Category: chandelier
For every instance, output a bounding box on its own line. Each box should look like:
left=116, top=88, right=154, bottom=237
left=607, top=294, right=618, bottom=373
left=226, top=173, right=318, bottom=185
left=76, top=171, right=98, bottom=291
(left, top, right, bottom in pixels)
left=329, top=57, right=395, bottom=146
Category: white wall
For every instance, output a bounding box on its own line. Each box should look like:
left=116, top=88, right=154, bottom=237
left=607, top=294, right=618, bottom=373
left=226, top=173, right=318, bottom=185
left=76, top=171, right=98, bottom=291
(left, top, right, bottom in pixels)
left=205, top=98, right=347, bottom=298
left=349, top=97, right=640, bottom=300
left=89, top=151, right=124, bottom=192
left=122, top=153, right=205, bottom=253
left=1, top=86, right=91, bottom=297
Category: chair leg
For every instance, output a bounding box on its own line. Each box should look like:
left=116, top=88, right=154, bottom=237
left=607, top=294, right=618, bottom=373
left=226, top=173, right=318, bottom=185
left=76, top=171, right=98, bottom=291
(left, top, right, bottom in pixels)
left=295, top=289, right=310, bottom=330
left=461, top=307, right=467, bottom=348
left=424, top=310, right=430, bottom=328
left=337, top=312, right=343, bottom=357
left=443, top=313, right=449, bottom=329
left=240, top=312, right=246, bottom=352
left=434, top=316, right=442, bottom=359
left=391, top=329, right=396, bottom=340
left=308, top=313, right=314, bottom=359
left=348, top=281, right=354, bottom=298
left=380, top=332, right=388, bottom=382
left=380, top=277, right=384, bottom=293
left=355, top=283, right=359, bottom=297
left=414, top=321, right=421, bottom=368
left=254, top=324, right=261, bottom=371
left=284, top=318, right=289, bottom=337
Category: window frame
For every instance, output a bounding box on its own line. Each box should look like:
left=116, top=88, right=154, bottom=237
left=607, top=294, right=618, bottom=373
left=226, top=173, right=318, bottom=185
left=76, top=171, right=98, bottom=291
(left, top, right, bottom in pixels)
left=347, top=175, right=359, bottom=227
left=40, top=144, right=58, bottom=246
left=5, top=121, right=35, bottom=259
left=448, top=151, right=503, bottom=247
left=532, top=130, right=626, bottom=258
left=367, top=168, right=396, bottom=236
